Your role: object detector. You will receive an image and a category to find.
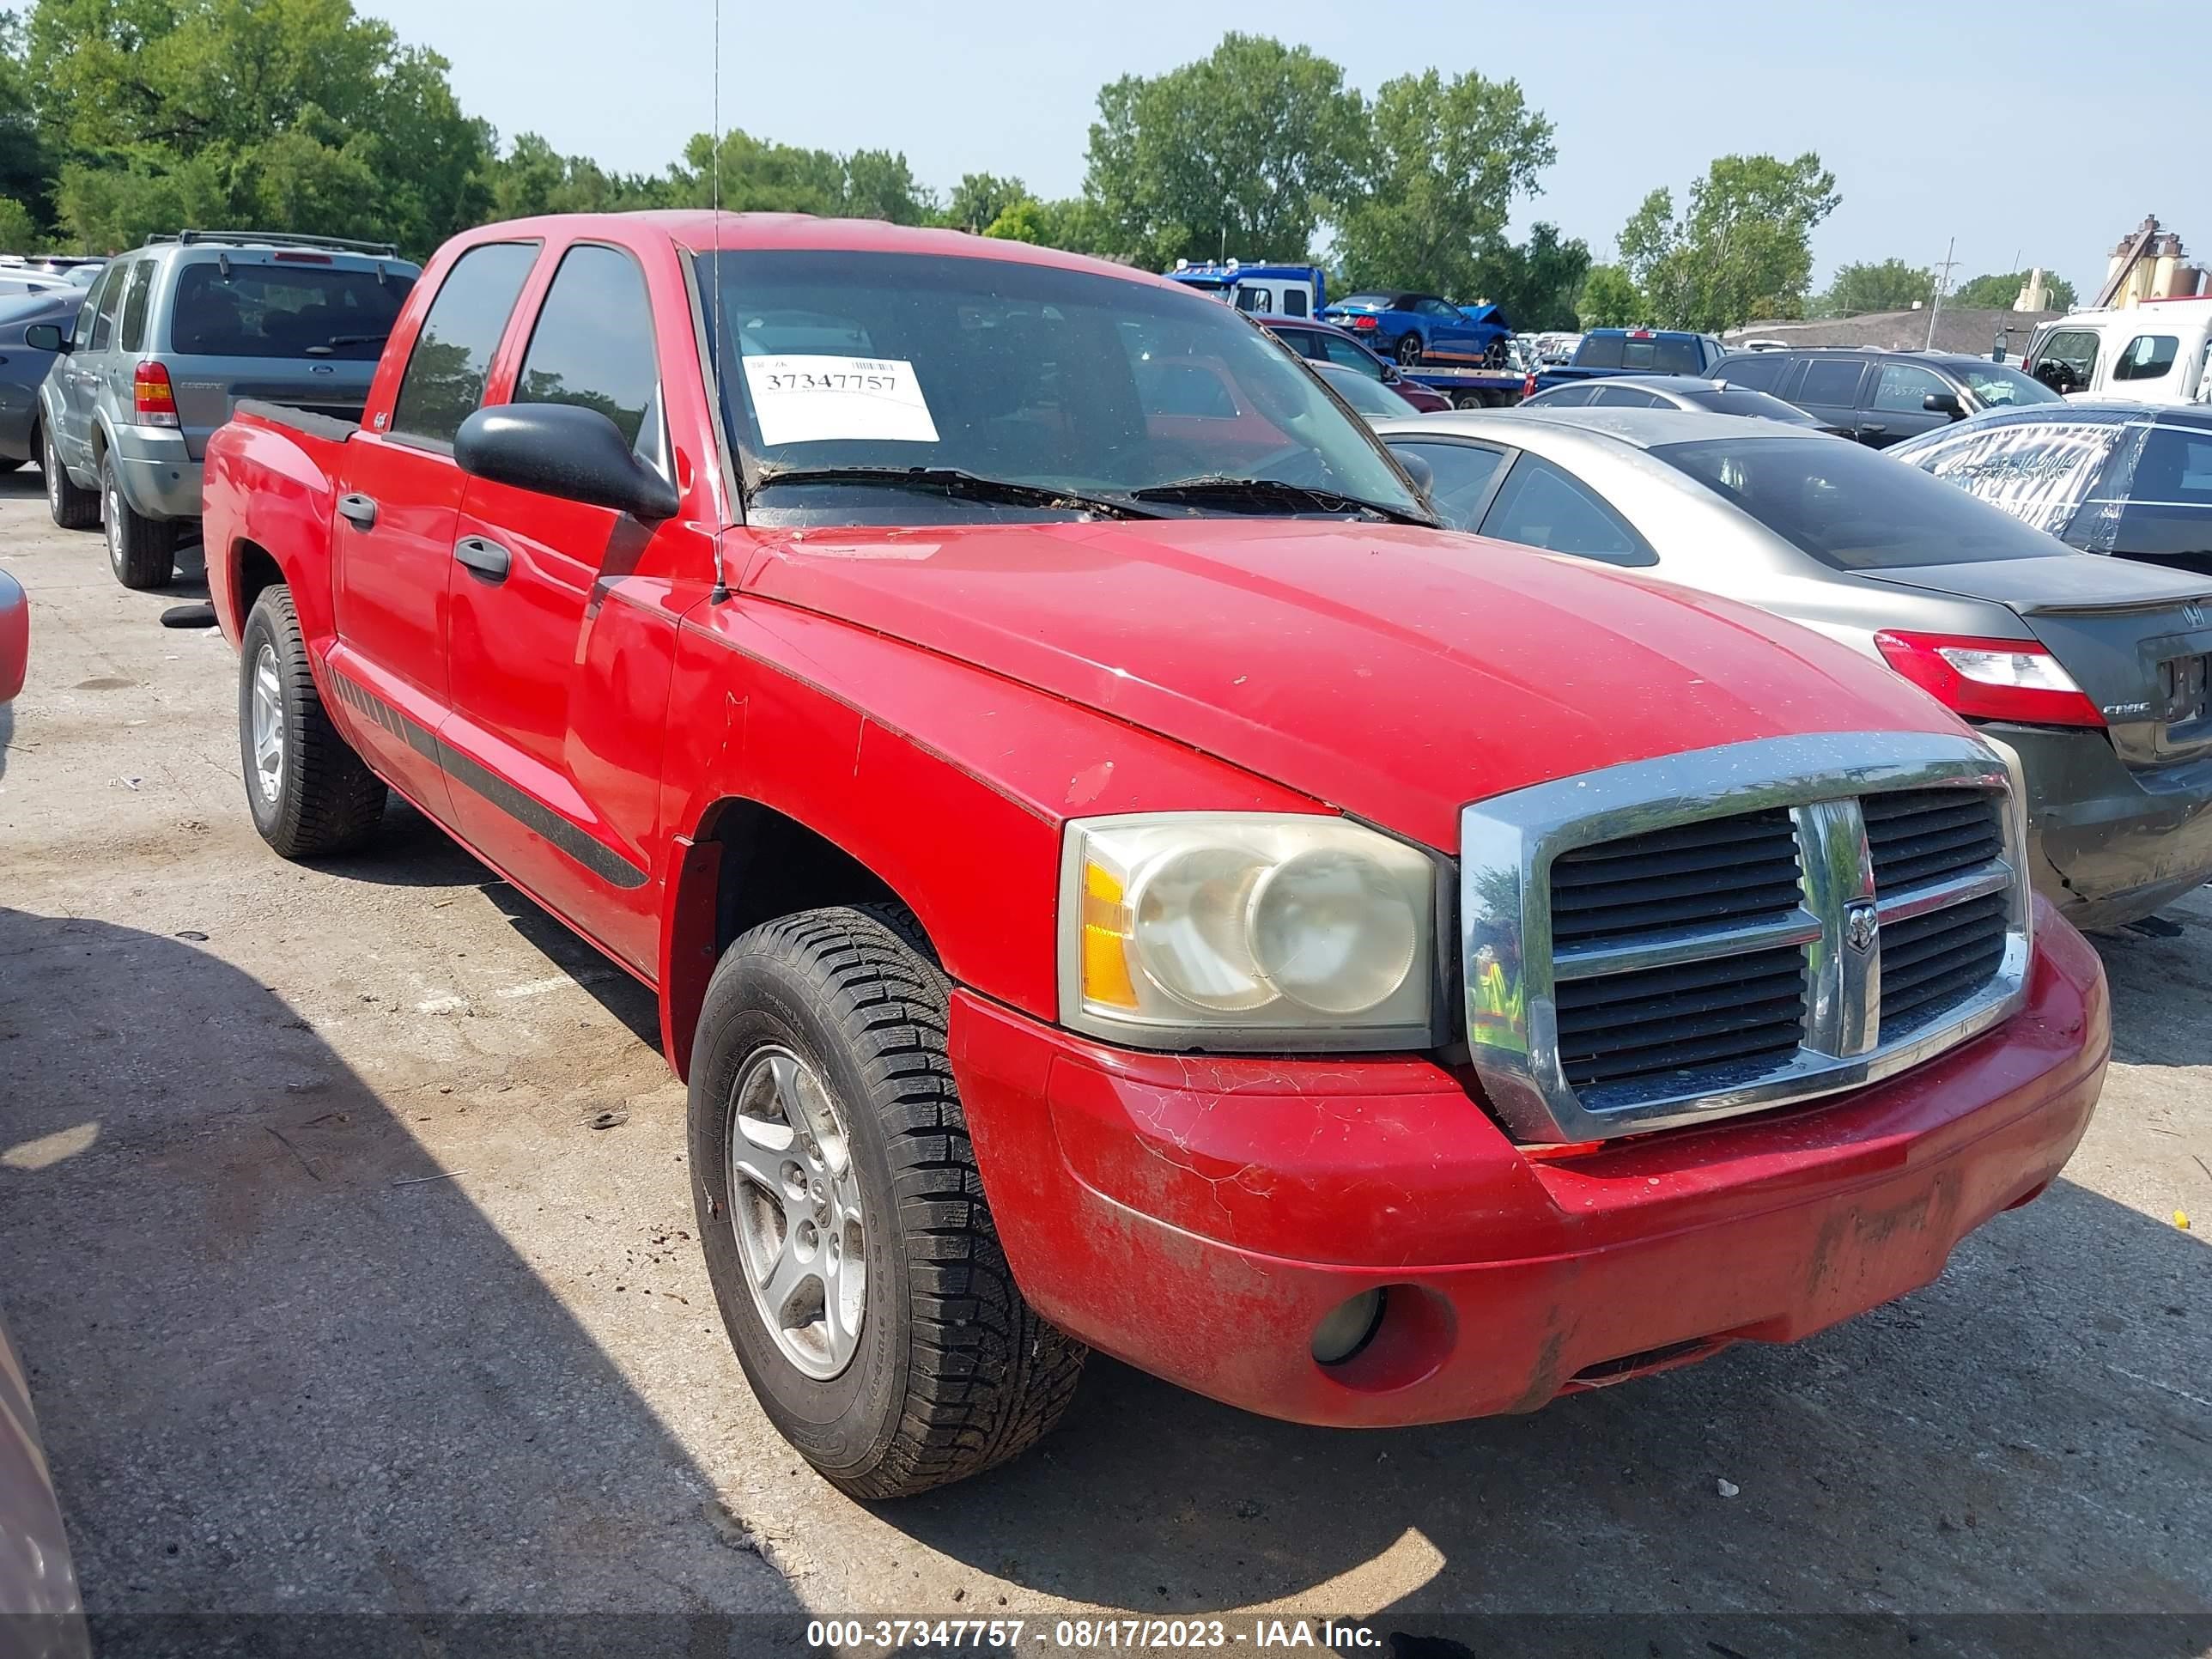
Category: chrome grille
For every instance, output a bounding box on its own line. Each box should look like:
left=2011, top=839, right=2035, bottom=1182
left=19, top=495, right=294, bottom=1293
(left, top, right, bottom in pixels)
left=1864, top=790, right=2004, bottom=892
left=1550, top=809, right=1802, bottom=949
left=1556, top=943, right=1808, bottom=1093
left=1461, top=732, right=2032, bottom=1145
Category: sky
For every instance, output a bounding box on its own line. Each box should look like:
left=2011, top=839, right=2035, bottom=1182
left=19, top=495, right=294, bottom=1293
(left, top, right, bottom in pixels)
left=362, top=0, right=2205, bottom=297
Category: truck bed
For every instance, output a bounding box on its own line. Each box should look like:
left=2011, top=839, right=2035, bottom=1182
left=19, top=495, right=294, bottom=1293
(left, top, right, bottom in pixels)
left=232, top=398, right=362, bottom=444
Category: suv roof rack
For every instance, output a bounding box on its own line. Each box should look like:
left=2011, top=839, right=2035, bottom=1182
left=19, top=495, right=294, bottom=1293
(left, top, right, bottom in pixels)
left=143, top=229, right=401, bottom=258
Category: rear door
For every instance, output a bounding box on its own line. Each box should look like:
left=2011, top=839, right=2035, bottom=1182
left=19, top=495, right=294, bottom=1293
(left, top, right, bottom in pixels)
left=1790, top=356, right=1872, bottom=440
left=324, top=239, right=540, bottom=820
left=162, top=252, right=416, bottom=460
left=441, top=239, right=692, bottom=970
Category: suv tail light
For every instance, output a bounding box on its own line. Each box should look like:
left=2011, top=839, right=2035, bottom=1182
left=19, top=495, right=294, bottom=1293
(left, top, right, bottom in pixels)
left=133, top=361, right=179, bottom=428
left=1874, top=629, right=2104, bottom=727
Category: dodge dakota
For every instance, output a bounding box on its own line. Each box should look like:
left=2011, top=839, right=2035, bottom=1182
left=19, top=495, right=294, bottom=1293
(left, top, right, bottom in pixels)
left=203, top=212, right=2110, bottom=1498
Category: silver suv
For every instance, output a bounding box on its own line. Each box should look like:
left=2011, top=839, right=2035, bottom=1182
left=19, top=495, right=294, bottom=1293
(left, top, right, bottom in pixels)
left=30, top=230, right=420, bottom=588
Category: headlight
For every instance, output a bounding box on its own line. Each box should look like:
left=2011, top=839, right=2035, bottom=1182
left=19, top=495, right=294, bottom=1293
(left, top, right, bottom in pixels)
left=1060, top=814, right=1437, bottom=1048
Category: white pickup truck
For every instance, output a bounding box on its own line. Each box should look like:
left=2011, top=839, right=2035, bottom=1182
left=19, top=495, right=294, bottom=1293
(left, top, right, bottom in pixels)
left=2024, top=297, right=2212, bottom=404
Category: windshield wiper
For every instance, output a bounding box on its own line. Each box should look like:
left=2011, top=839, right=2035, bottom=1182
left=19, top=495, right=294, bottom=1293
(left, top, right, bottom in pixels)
left=304, top=332, right=392, bottom=357
left=1128, top=476, right=1433, bottom=526
left=749, top=465, right=1158, bottom=520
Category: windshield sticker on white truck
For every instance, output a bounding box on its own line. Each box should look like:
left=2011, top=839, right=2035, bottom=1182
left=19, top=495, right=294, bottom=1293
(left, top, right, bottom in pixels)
left=740, top=355, right=939, bottom=447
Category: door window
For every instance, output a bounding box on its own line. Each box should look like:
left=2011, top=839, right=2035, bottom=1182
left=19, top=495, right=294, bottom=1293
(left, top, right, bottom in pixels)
left=88, top=262, right=129, bottom=351
left=512, top=242, right=661, bottom=455
left=1715, top=353, right=1785, bottom=392
left=1478, top=453, right=1654, bottom=565
left=117, top=261, right=155, bottom=353
left=2112, top=335, right=2179, bottom=382
left=1589, top=383, right=1665, bottom=407
left=70, top=266, right=113, bottom=349
left=1870, top=362, right=1951, bottom=412
left=1386, top=439, right=1505, bottom=531
left=1417, top=298, right=1457, bottom=318
left=2034, top=329, right=2099, bottom=389
left=1796, top=359, right=1868, bottom=406
left=1316, top=333, right=1382, bottom=377
left=1531, top=384, right=1598, bottom=407
left=388, top=240, right=540, bottom=448
left=1281, top=289, right=1308, bottom=318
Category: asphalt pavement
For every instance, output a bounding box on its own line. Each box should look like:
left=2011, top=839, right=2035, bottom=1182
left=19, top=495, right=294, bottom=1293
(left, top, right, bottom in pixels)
left=0, top=472, right=2205, bottom=1658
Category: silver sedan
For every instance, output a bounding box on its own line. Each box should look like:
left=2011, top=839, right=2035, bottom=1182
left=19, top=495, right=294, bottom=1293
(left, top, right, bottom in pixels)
left=1375, top=406, right=2212, bottom=930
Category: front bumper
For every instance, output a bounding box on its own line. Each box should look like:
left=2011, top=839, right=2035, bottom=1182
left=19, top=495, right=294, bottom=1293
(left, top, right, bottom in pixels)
left=102, top=427, right=204, bottom=522
left=951, top=902, right=2107, bottom=1427
left=1994, top=721, right=2212, bottom=930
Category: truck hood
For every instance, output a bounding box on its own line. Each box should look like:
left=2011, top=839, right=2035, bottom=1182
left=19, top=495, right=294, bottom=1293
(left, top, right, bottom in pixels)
left=742, top=519, right=1966, bottom=852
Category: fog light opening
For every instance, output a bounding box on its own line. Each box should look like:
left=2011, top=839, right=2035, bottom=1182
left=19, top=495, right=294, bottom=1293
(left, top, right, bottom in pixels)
left=1310, top=1288, right=1386, bottom=1366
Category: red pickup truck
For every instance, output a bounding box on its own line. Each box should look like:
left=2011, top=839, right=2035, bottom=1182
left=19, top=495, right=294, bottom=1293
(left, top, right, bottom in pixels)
left=203, top=213, right=2110, bottom=1499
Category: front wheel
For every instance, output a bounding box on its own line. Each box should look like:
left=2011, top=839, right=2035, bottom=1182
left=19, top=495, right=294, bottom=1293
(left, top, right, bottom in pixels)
left=690, top=905, right=1086, bottom=1498
left=239, top=586, right=388, bottom=857
left=1395, top=334, right=1424, bottom=366
left=102, top=457, right=179, bottom=589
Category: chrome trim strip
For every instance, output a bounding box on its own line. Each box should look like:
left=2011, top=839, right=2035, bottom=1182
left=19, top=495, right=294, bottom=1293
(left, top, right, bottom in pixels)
left=1552, top=911, right=1822, bottom=981
left=1876, top=860, right=2011, bottom=924
left=1461, top=730, right=2029, bottom=1144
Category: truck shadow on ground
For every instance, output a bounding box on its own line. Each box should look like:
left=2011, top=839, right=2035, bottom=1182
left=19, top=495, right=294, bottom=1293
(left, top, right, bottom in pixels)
left=0, top=909, right=798, bottom=1656
left=896, top=1160, right=2209, bottom=1644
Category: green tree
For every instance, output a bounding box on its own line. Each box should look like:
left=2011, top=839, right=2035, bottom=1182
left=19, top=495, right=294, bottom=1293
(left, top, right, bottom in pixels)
left=1084, top=33, right=1364, bottom=268
left=840, top=147, right=934, bottom=224
left=1576, top=263, right=1640, bottom=327
left=0, top=12, right=53, bottom=234
left=981, top=198, right=1044, bottom=243
left=947, top=171, right=1025, bottom=234
left=27, top=0, right=493, bottom=254
left=1817, top=258, right=1932, bottom=316
left=1467, top=222, right=1589, bottom=331
left=674, top=127, right=843, bottom=215
left=1954, top=268, right=2076, bottom=311
left=1618, top=152, right=1839, bottom=331
left=1334, top=68, right=1553, bottom=297
left=0, top=191, right=37, bottom=249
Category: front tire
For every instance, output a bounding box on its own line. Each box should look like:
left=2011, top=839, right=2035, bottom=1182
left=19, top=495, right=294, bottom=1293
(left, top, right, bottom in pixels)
left=239, top=586, right=388, bottom=857
left=690, top=905, right=1085, bottom=1498
left=42, top=425, right=97, bottom=529
left=1395, top=333, right=1424, bottom=366
left=103, top=456, right=179, bottom=590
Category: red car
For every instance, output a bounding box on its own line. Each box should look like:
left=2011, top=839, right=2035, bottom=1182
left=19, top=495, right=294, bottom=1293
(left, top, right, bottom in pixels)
left=203, top=214, right=2107, bottom=1498
left=1257, top=315, right=1455, bottom=411
left=0, top=567, right=24, bottom=703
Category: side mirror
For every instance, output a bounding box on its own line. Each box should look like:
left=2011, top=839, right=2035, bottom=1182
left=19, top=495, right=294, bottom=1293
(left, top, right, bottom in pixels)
left=1381, top=363, right=1403, bottom=385
left=454, top=403, right=678, bottom=520
left=24, top=324, right=66, bottom=353
left=1923, top=390, right=1966, bottom=419
left=1394, top=449, right=1435, bottom=496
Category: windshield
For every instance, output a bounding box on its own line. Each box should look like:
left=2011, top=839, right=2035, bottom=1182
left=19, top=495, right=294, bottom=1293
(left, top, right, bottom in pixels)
left=697, top=249, right=1424, bottom=526
left=169, top=261, right=415, bottom=360
left=1654, top=434, right=2070, bottom=569
left=1314, top=363, right=1407, bottom=416
left=1954, top=362, right=2062, bottom=409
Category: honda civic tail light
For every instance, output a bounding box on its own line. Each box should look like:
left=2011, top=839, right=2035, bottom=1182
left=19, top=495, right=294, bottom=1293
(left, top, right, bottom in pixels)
left=1874, top=629, right=2104, bottom=727
left=133, top=361, right=179, bottom=428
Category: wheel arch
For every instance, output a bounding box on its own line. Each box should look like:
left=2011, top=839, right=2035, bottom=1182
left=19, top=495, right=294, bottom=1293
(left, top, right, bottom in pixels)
left=659, top=797, right=936, bottom=1080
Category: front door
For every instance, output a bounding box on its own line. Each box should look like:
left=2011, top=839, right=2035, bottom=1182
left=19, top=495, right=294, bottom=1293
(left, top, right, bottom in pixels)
left=441, top=240, right=690, bottom=973
left=324, top=239, right=541, bottom=820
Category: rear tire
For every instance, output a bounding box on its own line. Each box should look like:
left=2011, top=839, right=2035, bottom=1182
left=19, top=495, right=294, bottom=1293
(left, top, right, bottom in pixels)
left=690, top=905, right=1086, bottom=1498
left=103, top=456, right=179, bottom=590
left=240, top=586, right=388, bottom=857
left=43, top=425, right=97, bottom=530
left=1395, top=334, right=1424, bottom=366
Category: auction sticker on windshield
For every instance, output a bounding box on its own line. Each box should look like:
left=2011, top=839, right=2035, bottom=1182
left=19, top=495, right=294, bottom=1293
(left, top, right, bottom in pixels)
left=740, top=355, right=939, bottom=447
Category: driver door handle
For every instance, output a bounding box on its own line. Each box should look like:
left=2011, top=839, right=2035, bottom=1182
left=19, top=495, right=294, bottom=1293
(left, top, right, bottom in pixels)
left=1856, top=422, right=1887, bottom=439
left=336, top=493, right=377, bottom=529
left=454, top=535, right=511, bottom=582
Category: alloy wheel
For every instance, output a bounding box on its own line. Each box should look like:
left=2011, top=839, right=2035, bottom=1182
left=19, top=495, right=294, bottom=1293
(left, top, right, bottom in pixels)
left=724, top=1044, right=866, bottom=1379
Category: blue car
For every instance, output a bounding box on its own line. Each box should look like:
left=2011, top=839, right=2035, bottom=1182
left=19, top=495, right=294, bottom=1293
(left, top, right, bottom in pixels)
left=1315, top=292, right=1511, bottom=367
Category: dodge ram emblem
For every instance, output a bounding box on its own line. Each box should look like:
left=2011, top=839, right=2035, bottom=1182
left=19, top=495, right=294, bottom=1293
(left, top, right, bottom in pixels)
left=1845, top=902, right=1879, bottom=955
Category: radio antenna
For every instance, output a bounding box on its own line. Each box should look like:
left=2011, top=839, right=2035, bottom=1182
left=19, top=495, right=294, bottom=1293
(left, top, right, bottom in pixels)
left=708, top=0, right=732, bottom=604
